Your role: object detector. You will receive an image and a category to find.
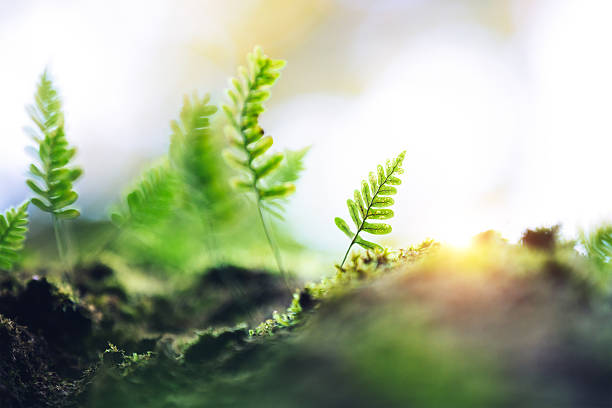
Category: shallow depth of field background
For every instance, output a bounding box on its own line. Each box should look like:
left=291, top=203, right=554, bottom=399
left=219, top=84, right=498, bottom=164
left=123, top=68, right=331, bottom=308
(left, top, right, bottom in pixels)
left=1, top=0, right=611, bottom=256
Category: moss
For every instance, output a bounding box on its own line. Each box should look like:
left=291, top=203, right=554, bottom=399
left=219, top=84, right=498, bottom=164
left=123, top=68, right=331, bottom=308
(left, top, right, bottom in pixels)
left=101, top=343, right=155, bottom=376
left=182, top=324, right=249, bottom=364
left=249, top=240, right=437, bottom=337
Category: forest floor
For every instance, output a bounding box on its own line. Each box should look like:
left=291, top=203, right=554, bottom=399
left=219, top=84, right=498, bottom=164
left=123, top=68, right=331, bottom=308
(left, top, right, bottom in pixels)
left=2, top=229, right=612, bottom=407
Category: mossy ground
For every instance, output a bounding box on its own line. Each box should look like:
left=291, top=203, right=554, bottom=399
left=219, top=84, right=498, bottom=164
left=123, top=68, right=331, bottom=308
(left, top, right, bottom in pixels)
left=2, top=231, right=612, bottom=407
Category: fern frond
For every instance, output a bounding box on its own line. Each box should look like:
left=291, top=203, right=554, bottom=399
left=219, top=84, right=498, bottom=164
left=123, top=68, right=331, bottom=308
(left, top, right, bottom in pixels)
left=222, top=46, right=295, bottom=204
left=222, top=46, right=302, bottom=279
left=335, top=151, right=406, bottom=267
left=169, top=92, right=219, bottom=190
left=26, top=70, right=82, bottom=219
left=169, top=92, right=234, bottom=216
left=0, top=202, right=29, bottom=271
left=111, top=161, right=178, bottom=228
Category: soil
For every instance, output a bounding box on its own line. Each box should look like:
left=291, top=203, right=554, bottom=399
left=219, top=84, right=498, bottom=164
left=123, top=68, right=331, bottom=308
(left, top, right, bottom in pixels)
left=3, top=241, right=612, bottom=407
left=0, top=263, right=290, bottom=407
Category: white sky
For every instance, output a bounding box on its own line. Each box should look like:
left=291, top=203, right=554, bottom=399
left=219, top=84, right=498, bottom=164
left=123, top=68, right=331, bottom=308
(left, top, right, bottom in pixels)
left=1, top=0, right=612, bottom=252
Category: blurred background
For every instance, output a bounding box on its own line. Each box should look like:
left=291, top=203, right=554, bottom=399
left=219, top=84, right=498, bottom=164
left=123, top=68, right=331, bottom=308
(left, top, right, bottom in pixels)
left=1, top=0, right=612, bottom=260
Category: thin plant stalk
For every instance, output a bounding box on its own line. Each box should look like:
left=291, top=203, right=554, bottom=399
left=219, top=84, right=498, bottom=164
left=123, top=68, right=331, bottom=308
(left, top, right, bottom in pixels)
left=255, top=199, right=288, bottom=285
left=52, top=216, right=72, bottom=274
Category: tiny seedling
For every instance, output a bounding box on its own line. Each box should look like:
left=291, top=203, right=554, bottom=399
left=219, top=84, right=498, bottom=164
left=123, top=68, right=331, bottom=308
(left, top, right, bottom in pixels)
left=335, top=151, right=406, bottom=267
left=25, top=70, right=82, bottom=266
left=223, top=46, right=300, bottom=277
left=0, top=202, right=29, bottom=271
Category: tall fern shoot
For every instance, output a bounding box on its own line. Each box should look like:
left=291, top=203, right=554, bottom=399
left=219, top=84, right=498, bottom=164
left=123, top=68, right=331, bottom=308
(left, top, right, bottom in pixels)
left=0, top=202, right=29, bottom=271
left=335, top=151, right=406, bottom=267
left=25, top=70, right=82, bottom=267
left=169, top=93, right=221, bottom=202
left=169, top=93, right=228, bottom=260
left=223, top=47, right=298, bottom=277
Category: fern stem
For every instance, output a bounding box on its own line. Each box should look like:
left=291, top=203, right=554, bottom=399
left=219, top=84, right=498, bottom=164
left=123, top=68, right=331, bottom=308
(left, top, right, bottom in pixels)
left=256, top=199, right=289, bottom=286
left=52, top=215, right=71, bottom=274
left=239, top=66, right=287, bottom=281
left=243, top=138, right=288, bottom=279
left=340, top=158, right=403, bottom=268
left=90, top=226, right=122, bottom=260
left=228, top=49, right=291, bottom=285
left=203, top=212, right=222, bottom=265
left=340, top=241, right=355, bottom=268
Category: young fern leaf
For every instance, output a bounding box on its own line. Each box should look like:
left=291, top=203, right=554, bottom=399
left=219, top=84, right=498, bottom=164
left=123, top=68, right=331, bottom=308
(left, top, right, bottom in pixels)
left=25, top=70, right=81, bottom=268
left=169, top=92, right=234, bottom=217
left=111, top=161, right=177, bottom=229
left=26, top=70, right=82, bottom=220
left=223, top=46, right=298, bottom=277
left=0, top=202, right=29, bottom=271
left=335, top=151, right=406, bottom=267
left=223, top=46, right=294, bottom=202
left=168, top=92, right=232, bottom=261
left=169, top=92, right=219, bottom=196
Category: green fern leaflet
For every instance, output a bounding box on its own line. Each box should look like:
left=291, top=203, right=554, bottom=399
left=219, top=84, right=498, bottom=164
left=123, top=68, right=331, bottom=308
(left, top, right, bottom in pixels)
left=262, top=147, right=309, bottom=220
left=266, top=147, right=309, bottom=186
left=335, top=151, right=406, bottom=267
left=0, top=202, right=29, bottom=271
left=26, top=70, right=82, bottom=219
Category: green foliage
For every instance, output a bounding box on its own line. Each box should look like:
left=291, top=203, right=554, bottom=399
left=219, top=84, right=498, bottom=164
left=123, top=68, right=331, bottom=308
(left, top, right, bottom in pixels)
left=0, top=202, right=29, bottom=271
left=222, top=46, right=305, bottom=276
left=110, top=93, right=236, bottom=267
left=26, top=70, right=82, bottom=219
left=111, top=161, right=178, bottom=228
left=580, top=225, right=612, bottom=265
left=335, top=151, right=406, bottom=267
left=169, top=92, right=231, bottom=215
left=579, top=225, right=612, bottom=287
left=222, top=46, right=295, bottom=207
